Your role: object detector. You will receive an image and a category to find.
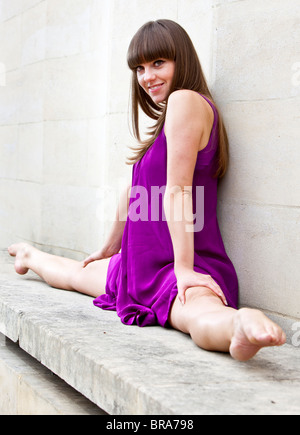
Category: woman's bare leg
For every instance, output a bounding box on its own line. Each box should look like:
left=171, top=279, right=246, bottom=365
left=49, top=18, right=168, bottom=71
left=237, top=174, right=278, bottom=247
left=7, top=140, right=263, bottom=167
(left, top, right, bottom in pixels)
left=169, top=287, right=286, bottom=362
left=8, top=243, right=110, bottom=298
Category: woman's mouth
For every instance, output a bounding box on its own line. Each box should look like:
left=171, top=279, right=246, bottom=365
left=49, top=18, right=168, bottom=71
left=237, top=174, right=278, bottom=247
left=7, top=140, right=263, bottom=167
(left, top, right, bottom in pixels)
left=148, top=83, right=164, bottom=93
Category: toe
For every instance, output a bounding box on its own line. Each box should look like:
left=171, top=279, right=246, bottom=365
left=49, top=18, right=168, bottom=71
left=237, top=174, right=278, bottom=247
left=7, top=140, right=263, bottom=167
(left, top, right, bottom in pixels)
left=278, top=330, right=287, bottom=346
left=8, top=245, right=15, bottom=256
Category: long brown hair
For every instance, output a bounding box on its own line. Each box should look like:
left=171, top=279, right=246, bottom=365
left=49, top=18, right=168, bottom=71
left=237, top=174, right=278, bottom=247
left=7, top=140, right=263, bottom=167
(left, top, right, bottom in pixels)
left=127, top=19, right=229, bottom=178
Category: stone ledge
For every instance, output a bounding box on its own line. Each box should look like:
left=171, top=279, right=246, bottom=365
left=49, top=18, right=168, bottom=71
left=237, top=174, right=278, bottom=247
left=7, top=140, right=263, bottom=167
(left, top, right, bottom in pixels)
left=1, top=255, right=300, bottom=415
left=0, top=334, right=106, bottom=415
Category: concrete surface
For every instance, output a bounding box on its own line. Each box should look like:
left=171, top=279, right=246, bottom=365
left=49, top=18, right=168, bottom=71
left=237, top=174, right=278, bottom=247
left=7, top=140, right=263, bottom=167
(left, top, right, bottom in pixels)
left=0, top=252, right=300, bottom=415
left=0, top=333, right=105, bottom=415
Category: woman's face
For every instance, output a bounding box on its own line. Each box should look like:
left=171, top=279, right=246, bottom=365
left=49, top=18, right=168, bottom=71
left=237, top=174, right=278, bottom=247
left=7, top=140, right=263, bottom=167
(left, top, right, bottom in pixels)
left=136, top=59, right=175, bottom=104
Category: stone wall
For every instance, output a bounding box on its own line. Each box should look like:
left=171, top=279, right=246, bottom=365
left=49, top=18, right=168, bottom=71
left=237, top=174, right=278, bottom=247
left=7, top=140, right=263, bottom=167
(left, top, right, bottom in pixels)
left=0, top=0, right=299, bottom=320
left=214, top=0, right=300, bottom=317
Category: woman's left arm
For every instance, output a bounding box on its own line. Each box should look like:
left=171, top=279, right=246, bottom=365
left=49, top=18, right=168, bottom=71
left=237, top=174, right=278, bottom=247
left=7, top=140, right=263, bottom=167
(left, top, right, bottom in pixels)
left=164, top=90, right=227, bottom=306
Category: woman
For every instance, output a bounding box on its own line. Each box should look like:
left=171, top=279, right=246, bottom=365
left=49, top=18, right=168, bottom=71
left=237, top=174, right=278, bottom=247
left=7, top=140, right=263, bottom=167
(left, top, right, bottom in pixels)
left=8, top=20, right=285, bottom=361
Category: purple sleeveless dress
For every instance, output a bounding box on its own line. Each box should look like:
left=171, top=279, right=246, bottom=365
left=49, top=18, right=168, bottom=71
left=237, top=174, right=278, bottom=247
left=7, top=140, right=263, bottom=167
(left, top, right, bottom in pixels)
left=93, top=95, right=239, bottom=327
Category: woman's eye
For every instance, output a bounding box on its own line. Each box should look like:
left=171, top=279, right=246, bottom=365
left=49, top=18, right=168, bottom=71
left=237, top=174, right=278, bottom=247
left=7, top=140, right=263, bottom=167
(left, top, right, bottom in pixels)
left=154, top=60, right=164, bottom=67
left=136, top=66, right=144, bottom=73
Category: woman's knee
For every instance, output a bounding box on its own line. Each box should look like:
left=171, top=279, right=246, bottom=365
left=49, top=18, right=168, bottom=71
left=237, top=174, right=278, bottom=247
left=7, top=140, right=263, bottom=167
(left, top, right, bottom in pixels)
left=169, top=286, right=225, bottom=335
left=185, top=286, right=219, bottom=303
left=69, top=259, right=110, bottom=297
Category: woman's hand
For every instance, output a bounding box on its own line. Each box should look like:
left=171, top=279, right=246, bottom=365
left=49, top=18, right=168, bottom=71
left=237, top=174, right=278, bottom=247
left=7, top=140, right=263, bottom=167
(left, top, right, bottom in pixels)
left=82, top=250, right=105, bottom=268
left=175, top=266, right=228, bottom=306
left=82, top=244, right=120, bottom=268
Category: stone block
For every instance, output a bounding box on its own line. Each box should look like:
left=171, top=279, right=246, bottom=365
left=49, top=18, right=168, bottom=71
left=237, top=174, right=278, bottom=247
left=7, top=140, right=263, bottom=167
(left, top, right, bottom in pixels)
left=86, top=118, right=107, bottom=188
left=107, top=37, right=132, bottom=115
left=40, top=184, right=103, bottom=256
left=105, top=113, right=134, bottom=174
left=214, top=0, right=300, bottom=101
left=43, top=120, right=88, bottom=186
left=219, top=98, right=300, bottom=207
left=0, top=181, right=17, bottom=249
left=218, top=200, right=300, bottom=318
left=23, top=0, right=45, bottom=13
left=21, top=1, right=47, bottom=66
left=0, top=125, right=19, bottom=180
left=0, top=0, right=23, bottom=22
left=0, top=334, right=105, bottom=415
left=111, top=0, right=178, bottom=41
left=0, top=180, right=41, bottom=250
left=19, top=62, right=44, bottom=124
left=18, top=122, right=43, bottom=183
left=89, top=0, right=112, bottom=53
left=43, top=53, right=103, bottom=121
left=13, top=180, right=42, bottom=243
left=46, top=0, right=91, bottom=59
left=0, top=69, right=22, bottom=126
left=178, top=0, right=214, bottom=81
left=0, top=15, right=21, bottom=71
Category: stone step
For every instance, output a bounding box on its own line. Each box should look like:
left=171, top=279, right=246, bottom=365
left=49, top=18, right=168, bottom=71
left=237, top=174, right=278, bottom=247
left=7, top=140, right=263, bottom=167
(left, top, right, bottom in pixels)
left=0, top=333, right=105, bottom=415
left=1, top=254, right=300, bottom=415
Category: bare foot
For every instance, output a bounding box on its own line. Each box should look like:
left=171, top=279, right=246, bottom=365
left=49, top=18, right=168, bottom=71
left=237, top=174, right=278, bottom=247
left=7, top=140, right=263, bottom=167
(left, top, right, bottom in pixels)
left=230, top=308, right=286, bottom=362
left=8, top=243, right=32, bottom=275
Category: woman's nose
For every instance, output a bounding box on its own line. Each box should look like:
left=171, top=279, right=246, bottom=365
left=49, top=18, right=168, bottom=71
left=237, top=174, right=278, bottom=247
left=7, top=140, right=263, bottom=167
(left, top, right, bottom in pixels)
left=144, top=67, right=156, bottom=83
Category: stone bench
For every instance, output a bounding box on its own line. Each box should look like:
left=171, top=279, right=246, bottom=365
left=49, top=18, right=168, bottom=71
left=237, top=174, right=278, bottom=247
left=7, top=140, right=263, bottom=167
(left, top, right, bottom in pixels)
left=1, top=251, right=300, bottom=415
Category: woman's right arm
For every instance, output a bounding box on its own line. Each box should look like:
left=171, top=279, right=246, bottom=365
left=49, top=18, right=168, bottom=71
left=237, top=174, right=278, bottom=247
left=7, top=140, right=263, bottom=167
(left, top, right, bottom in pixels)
left=82, top=182, right=131, bottom=267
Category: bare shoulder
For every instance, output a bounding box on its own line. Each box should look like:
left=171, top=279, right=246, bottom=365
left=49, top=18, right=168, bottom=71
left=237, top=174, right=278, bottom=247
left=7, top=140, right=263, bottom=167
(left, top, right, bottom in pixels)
left=166, top=90, right=213, bottom=134
left=168, top=90, right=210, bottom=112
left=168, top=89, right=201, bottom=102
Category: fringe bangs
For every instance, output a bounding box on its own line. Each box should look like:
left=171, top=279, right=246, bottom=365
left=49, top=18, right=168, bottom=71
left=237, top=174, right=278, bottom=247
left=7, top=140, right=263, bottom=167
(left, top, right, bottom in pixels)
left=127, top=21, right=176, bottom=71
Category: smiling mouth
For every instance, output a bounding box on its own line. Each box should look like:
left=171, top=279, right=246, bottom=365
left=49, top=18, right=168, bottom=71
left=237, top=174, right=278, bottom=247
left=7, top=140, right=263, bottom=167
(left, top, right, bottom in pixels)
left=148, top=83, right=164, bottom=93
